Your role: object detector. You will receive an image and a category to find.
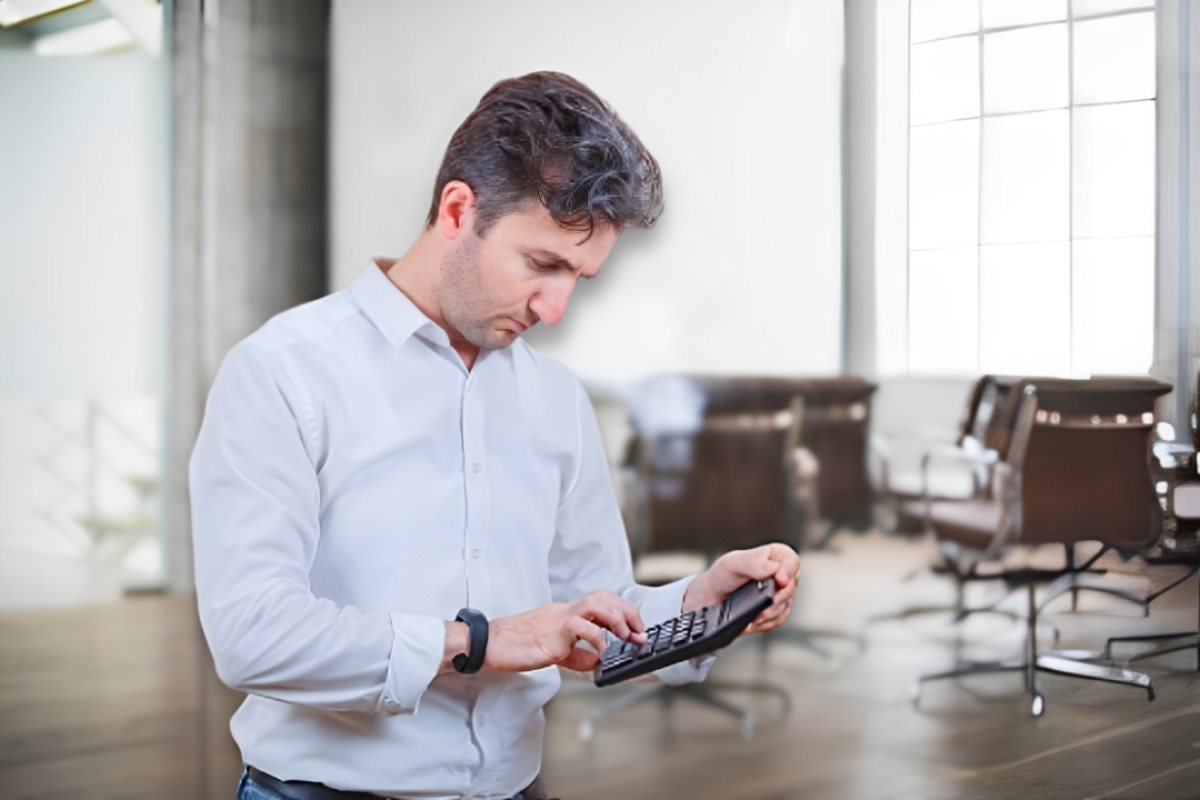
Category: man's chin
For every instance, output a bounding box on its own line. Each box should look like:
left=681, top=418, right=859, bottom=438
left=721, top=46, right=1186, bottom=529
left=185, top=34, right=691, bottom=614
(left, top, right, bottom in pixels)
left=476, top=329, right=520, bottom=350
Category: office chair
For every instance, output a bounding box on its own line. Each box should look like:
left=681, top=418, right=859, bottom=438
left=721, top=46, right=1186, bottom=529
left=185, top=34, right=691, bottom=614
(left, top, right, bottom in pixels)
left=578, top=375, right=795, bottom=741
left=1032, top=377, right=1173, bottom=615
left=911, top=380, right=1166, bottom=716
left=876, top=377, right=1169, bottom=628
left=655, top=376, right=872, bottom=659
left=869, top=375, right=1031, bottom=627
left=1106, top=371, right=1200, bottom=670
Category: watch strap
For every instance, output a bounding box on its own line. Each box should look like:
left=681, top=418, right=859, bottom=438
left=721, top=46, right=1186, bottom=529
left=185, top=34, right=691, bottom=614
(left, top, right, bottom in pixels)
left=452, top=607, right=488, bottom=674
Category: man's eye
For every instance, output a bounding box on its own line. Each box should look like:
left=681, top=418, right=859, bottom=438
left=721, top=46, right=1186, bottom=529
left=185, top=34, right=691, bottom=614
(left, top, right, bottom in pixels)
left=530, top=259, right=555, bottom=270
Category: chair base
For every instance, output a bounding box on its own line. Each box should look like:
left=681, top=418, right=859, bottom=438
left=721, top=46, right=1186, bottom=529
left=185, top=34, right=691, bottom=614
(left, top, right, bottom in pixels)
left=866, top=593, right=1062, bottom=644
left=1099, top=561, right=1200, bottom=670
left=578, top=680, right=792, bottom=743
left=1106, top=630, right=1200, bottom=670
left=912, top=583, right=1155, bottom=717
left=912, top=653, right=1155, bottom=717
left=1039, top=580, right=1150, bottom=616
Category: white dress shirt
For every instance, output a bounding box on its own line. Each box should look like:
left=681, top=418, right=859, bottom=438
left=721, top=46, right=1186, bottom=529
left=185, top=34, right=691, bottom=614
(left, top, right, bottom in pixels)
left=190, top=263, right=711, bottom=799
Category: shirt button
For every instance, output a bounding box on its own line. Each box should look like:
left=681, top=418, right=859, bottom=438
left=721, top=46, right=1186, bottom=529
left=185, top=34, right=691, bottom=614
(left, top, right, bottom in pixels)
left=471, top=462, right=483, bottom=474
left=470, top=548, right=482, bottom=559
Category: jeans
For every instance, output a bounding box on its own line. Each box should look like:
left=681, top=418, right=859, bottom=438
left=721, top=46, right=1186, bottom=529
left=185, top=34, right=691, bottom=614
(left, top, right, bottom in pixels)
left=236, top=770, right=284, bottom=800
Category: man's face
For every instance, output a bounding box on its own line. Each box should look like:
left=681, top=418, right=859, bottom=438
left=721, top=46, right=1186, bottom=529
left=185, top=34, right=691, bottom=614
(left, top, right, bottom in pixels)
left=437, top=201, right=619, bottom=351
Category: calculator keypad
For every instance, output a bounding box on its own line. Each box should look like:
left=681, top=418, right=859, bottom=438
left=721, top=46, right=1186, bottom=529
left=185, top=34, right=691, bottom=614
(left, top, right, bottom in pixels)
left=598, top=607, right=712, bottom=673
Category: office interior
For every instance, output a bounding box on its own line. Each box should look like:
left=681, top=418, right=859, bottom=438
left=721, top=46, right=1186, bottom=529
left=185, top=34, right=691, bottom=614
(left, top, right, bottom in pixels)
left=1, top=0, right=1198, bottom=797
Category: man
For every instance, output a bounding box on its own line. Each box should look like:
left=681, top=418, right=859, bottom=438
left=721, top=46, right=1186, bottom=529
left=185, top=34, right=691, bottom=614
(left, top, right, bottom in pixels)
left=191, top=71, right=800, bottom=800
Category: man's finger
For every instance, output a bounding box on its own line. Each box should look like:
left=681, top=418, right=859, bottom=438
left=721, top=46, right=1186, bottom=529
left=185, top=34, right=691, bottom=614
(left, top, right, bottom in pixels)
left=575, top=594, right=646, bottom=641
left=561, top=646, right=601, bottom=671
left=564, top=616, right=607, bottom=655
left=578, top=603, right=641, bottom=643
left=771, top=580, right=797, bottom=608
left=745, top=599, right=793, bottom=635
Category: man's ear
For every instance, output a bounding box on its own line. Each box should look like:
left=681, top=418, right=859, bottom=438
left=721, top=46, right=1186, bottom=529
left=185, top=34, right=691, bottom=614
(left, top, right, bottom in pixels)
left=435, top=180, right=477, bottom=241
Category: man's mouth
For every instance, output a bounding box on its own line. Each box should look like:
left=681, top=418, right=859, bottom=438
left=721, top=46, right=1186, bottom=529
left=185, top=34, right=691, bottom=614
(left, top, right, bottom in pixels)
left=507, top=318, right=529, bottom=333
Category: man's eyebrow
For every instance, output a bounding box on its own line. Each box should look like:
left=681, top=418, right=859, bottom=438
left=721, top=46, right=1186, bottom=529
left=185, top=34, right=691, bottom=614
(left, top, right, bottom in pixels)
left=530, top=249, right=582, bottom=273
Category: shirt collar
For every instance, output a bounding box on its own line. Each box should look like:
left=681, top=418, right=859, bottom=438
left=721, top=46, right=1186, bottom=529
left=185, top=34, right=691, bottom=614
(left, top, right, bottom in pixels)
left=349, top=261, right=444, bottom=349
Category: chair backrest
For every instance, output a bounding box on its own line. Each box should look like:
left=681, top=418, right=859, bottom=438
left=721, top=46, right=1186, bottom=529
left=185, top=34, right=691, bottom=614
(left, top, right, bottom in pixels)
left=1006, top=380, right=1170, bottom=553
left=627, top=375, right=806, bottom=558
left=961, top=375, right=1010, bottom=447
left=625, top=374, right=876, bottom=556
left=787, top=377, right=877, bottom=521
left=973, top=375, right=1058, bottom=457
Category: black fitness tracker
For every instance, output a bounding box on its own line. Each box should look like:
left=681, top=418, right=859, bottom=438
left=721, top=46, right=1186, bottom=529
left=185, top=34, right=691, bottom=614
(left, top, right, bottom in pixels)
left=452, top=608, right=489, bottom=674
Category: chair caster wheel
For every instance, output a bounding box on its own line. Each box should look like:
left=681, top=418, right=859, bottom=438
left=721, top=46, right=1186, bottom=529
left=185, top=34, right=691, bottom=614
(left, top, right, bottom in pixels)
left=1147, top=687, right=1156, bottom=702
left=1030, top=693, right=1045, bottom=717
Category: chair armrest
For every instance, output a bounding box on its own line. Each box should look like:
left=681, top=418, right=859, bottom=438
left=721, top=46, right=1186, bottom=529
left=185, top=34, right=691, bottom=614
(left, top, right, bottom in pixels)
left=920, top=441, right=999, bottom=500
left=988, top=461, right=1023, bottom=555
left=1152, top=441, right=1196, bottom=471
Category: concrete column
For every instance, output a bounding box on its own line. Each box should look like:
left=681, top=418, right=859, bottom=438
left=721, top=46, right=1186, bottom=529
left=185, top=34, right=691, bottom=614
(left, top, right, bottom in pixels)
left=167, top=0, right=330, bottom=594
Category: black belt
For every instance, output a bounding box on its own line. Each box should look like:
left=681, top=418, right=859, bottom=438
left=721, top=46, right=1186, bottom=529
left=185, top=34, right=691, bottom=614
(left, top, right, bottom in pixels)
left=246, top=766, right=550, bottom=800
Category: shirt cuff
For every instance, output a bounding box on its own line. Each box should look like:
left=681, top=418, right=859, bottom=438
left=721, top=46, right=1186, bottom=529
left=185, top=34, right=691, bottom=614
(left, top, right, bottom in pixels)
left=378, top=612, right=445, bottom=714
left=636, top=575, right=718, bottom=686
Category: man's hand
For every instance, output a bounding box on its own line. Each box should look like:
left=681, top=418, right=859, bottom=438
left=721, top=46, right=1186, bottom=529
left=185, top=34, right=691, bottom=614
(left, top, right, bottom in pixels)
left=482, top=591, right=649, bottom=673
left=682, top=543, right=800, bottom=636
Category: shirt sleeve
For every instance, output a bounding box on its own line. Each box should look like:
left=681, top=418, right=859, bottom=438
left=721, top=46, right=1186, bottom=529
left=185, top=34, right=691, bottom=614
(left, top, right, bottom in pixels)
left=189, top=340, right=444, bottom=715
left=547, top=380, right=715, bottom=686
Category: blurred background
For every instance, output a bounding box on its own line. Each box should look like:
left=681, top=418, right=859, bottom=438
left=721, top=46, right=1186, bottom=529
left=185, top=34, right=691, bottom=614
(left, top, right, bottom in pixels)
left=1, top=0, right=1198, bottom=797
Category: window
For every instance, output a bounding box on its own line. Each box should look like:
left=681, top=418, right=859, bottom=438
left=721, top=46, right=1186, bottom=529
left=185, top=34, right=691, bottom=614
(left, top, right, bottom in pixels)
left=883, top=0, right=1157, bottom=376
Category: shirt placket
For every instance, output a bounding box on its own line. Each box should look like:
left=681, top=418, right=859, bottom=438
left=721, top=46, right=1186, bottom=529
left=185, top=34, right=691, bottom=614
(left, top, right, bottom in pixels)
left=460, top=371, right=493, bottom=614
left=460, top=370, right=495, bottom=794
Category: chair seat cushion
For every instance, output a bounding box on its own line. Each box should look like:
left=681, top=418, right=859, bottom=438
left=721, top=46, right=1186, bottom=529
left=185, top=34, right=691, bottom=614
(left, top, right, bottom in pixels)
left=901, top=498, right=1001, bottom=549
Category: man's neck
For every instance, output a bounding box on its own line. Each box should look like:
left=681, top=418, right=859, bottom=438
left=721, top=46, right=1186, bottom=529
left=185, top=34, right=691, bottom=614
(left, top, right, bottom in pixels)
left=375, top=245, right=481, bottom=371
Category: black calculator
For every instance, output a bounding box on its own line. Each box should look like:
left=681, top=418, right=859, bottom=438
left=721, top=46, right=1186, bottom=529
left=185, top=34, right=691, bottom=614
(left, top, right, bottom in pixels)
left=593, top=578, right=776, bottom=687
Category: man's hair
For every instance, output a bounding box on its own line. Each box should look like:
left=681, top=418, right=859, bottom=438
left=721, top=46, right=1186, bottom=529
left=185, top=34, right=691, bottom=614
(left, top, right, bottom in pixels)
left=427, top=71, right=663, bottom=237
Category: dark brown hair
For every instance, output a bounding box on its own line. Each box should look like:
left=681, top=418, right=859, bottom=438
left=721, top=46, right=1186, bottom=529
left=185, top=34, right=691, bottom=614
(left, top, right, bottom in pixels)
left=427, top=71, right=663, bottom=237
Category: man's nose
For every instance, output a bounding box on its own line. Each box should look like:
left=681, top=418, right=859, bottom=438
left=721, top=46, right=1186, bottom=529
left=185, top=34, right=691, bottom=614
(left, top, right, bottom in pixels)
left=530, top=281, right=575, bottom=328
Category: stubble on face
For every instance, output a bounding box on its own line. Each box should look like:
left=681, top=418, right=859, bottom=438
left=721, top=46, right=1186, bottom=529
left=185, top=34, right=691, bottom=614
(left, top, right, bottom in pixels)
left=437, top=229, right=508, bottom=351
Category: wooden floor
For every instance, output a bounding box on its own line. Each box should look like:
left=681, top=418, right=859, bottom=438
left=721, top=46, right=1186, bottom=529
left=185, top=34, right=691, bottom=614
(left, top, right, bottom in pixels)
left=1, top=530, right=1197, bottom=799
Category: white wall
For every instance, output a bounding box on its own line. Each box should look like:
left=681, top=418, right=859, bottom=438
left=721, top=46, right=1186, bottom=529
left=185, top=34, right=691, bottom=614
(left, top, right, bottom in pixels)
left=0, top=50, right=167, bottom=397
left=330, top=0, right=844, bottom=383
